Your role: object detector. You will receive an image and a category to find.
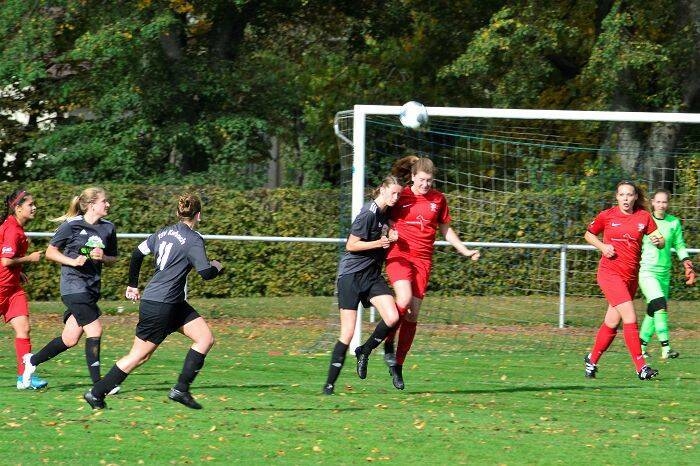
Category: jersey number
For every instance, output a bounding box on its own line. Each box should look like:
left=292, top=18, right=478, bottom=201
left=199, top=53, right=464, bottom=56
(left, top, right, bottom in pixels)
left=156, top=242, right=174, bottom=270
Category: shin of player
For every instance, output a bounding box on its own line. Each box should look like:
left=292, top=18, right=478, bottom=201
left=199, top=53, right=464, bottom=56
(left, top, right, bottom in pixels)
left=583, top=181, right=663, bottom=381
left=1, top=189, right=48, bottom=389
left=22, top=187, right=117, bottom=389
left=323, top=175, right=402, bottom=395
left=85, top=193, right=223, bottom=410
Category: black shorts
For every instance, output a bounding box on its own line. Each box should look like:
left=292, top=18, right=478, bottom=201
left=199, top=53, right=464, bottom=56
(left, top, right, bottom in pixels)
left=62, top=293, right=101, bottom=326
left=136, top=299, right=201, bottom=345
left=337, top=265, right=393, bottom=310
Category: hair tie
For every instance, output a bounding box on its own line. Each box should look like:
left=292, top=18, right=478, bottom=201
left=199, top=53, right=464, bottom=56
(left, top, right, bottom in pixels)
left=9, top=190, right=27, bottom=209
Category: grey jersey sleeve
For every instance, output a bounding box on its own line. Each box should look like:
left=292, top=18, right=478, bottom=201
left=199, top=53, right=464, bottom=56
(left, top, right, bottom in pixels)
left=187, top=234, right=211, bottom=272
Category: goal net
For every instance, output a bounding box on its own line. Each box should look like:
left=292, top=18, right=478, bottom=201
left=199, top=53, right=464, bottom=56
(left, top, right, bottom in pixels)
left=324, top=106, right=699, bottom=354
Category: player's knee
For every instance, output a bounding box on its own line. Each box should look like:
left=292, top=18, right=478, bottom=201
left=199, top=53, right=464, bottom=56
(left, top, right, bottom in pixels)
left=203, top=334, right=215, bottom=352
left=62, top=335, right=80, bottom=347
left=646, top=297, right=666, bottom=317
left=385, top=313, right=399, bottom=327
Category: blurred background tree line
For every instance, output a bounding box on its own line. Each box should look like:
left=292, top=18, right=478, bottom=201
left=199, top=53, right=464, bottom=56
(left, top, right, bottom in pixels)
left=2, top=0, right=700, bottom=189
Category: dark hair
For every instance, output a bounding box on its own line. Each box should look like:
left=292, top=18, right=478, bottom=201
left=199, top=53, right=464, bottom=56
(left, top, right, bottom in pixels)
left=616, top=180, right=649, bottom=211
left=177, top=193, right=202, bottom=220
left=3, top=189, right=30, bottom=222
left=52, top=187, right=107, bottom=222
left=391, top=156, right=435, bottom=184
left=371, top=174, right=401, bottom=198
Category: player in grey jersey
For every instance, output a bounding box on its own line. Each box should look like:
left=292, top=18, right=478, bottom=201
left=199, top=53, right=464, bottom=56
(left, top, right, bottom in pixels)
left=22, top=187, right=118, bottom=389
left=323, top=175, right=403, bottom=395
left=84, top=193, right=222, bottom=410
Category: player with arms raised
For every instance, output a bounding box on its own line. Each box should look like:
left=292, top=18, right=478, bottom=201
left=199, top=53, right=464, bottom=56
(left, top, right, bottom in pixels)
left=84, top=193, right=223, bottom=410
left=583, top=181, right=662, bottom=380
left=383, top=156, right=480, bottom=390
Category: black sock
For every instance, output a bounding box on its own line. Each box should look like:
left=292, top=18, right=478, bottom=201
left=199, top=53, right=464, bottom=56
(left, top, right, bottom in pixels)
left=92, top=365, right=128, bottom=398
left=85, top=337, right=102, bottom=383
left=325, top=340, right=348, bottom=387
left=31, top=337, right=70, bottom=366
left=174, top=348, right=206, bottom=393
left=362, top=320, right=392, bottom=355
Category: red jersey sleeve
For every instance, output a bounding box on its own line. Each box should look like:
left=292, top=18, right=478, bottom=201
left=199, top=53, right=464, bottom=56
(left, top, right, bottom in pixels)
left=1, top=226, right=20, bottom=258
left=587, top=210, right=607, bottom=236
left=438, top=194, right=451, bottom=225
left=643, top=211, right=658, bottom=235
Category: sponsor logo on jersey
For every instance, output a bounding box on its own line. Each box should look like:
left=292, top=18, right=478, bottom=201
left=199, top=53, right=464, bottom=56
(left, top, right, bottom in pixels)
left=611, top=222, right=621, bottom=227
left=2, top=246, right=14, bottom=255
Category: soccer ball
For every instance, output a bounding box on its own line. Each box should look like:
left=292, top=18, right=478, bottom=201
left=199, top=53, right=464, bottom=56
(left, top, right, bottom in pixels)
left=399, top=101, right=429, bottom=129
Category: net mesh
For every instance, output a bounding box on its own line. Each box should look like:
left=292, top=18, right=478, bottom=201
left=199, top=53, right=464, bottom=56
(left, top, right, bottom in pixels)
left=311, top=109, right=699, bottom=354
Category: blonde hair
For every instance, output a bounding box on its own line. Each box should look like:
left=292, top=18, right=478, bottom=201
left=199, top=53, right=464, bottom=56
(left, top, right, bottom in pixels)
left=52, top=187, right=107, bottom=222
left=391, top=156, right=435, bottom=184
left=177, top=193, right=202, bottom=220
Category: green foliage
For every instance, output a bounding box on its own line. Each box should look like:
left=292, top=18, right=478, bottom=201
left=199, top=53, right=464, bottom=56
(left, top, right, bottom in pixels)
left=14, top=181, right=698, bottom=301
left=18, top=181, right=341, bottom=300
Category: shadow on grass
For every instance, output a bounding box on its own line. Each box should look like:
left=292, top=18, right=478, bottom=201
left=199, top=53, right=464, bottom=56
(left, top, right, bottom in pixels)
left=409, top=383, right=636, bottom=395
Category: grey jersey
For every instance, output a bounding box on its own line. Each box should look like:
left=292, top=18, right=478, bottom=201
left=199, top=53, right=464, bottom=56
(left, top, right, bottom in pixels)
left=50, top=216, right=118, bottom=297
left=337, top=201, right=390, bottom=277
left=139, top=222, right=212, bottom=303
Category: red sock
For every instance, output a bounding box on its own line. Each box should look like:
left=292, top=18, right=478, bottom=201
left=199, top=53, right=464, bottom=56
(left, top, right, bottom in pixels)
left=15, top=338, right=31, bottom=376
left=385, top=306, right=407, bottom=347
left=623, top=323, right=646, bottom=372
left=395, top=320, right=417, bottom=365
left=589, top=324, right=617, bottom=364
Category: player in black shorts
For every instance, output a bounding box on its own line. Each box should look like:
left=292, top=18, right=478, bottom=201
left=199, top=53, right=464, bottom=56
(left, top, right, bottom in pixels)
left=323, top=175, right=403, bottom=395
left=84, top=193, right=223, bottom=410
left=22, top=187, right=118, bottom=389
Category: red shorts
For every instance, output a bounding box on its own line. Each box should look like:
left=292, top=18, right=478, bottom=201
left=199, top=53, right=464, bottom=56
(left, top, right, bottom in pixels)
left=597, top=269, right=638, bottom=307
left=0, top=287, right=29, bottom=323
left=385, top=254, right=433, bottom=299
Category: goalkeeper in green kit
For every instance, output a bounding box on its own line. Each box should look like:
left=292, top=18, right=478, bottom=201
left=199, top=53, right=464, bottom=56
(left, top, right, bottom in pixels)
left=639, top=189, right=696, bottom=359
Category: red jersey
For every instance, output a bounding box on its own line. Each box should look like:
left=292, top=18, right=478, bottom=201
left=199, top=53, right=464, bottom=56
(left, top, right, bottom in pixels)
left=587, top=206, right=658, bottom=280
left=0, top=215, right=29, bottom=288
left=388, top=186, right=451, bottom=260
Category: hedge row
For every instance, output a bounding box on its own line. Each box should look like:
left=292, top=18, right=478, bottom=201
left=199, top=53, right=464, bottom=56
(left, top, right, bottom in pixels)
left=11, top=181, right=699, bottom=301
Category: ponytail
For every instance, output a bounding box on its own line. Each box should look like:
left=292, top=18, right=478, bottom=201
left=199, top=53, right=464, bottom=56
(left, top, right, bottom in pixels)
left=52, top=187, right=106, bottom=222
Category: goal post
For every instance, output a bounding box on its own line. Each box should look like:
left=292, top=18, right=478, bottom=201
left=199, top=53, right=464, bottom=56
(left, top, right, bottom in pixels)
left=335, top=105, right=700, bottom=352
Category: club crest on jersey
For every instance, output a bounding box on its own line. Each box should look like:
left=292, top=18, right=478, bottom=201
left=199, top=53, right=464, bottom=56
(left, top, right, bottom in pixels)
left=430, top=202, right=438, bottom=212
left=637, top=223, right=645, bottom=232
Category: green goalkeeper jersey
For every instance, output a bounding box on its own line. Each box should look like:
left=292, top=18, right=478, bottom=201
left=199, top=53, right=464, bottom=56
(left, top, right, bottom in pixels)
left=639, top=213, right=689, bottom=275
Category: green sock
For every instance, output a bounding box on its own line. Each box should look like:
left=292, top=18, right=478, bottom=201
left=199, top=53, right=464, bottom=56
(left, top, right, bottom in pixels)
left=654, top=311, right=671, bottom=355
left=639, top=315, right=655, bottom=353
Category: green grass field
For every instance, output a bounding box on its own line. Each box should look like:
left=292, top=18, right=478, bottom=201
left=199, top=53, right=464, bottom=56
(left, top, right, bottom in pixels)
left=1, top=297, right=698, bottom=465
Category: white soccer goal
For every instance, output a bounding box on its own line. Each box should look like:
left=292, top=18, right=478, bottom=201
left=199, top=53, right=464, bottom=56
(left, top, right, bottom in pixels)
left=334, top=106, right=700, bottom=351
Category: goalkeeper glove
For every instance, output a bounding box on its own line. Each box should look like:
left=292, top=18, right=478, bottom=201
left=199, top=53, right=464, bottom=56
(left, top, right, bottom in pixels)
left=683, top=259, right=696, bottom=286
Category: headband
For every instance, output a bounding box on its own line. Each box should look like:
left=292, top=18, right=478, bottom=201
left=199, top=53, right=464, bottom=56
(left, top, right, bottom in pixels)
left=9, top=190, right=27, bottom=209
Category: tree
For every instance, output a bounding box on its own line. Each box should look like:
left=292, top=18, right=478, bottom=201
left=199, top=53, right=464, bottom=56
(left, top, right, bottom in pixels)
left=440, top=0, right=700, bottom=184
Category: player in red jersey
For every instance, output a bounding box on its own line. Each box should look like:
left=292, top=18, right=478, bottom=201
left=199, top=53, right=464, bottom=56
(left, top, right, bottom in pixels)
left=583, top=181, right=663, bottom=380
left=0, top=189, right=48, bottom=389
left=382, top=156, right=480, bottom=389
